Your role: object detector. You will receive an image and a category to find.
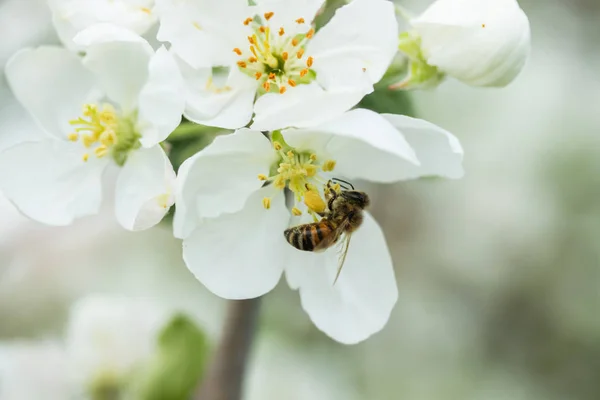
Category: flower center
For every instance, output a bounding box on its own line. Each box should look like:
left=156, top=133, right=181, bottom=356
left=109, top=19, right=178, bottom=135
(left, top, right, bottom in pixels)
left=234, top=12, right=316, bottom=95
left=68, top=103, right=141, bottom=166
left=258, top=132, right=336, bottom=217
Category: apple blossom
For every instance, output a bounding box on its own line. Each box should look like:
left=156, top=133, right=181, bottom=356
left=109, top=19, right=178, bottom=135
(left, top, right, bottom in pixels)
left=392, top=0, right=531, bottom=89
left=0, top=25, right=184, bottom=230
left=155, top=0, right=398, bottom=130
left=174, top=109, right=464, bottom=344
left=48, top=0, right=157, bottom=50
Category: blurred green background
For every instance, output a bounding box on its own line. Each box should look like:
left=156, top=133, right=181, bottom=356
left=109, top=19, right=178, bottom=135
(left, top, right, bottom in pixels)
left=1, top=0, right=600, bottom=399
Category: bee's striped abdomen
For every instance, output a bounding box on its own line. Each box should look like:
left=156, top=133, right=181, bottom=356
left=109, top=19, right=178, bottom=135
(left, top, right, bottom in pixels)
left=284, top=221, right=334, bottom=252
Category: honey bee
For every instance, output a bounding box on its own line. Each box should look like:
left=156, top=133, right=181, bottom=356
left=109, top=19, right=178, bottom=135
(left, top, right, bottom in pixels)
left=284, top=179, right=370, bottom=284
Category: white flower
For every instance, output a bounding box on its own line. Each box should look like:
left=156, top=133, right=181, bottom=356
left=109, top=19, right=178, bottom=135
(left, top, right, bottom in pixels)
left=155, top=0, right=398, bottom=130
left=48, top=0, right=157, bottom=50
left=174, top=109, right=464, bottom=344
left=65, top=295, right=167, bottom=391
left=395, top=0, right=531, bottom=88
left=0, top=24, right=184, bottom=230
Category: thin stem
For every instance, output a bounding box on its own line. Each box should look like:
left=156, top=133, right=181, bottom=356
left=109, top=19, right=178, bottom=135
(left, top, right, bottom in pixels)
left=196, top=298, right=262, bottom=400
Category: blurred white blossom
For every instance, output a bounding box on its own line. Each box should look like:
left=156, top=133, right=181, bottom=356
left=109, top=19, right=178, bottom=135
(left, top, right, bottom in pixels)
left=0, top=25, right=183, bottom=230
left=393, top=0, right=531, bottom=89
left=156, top=0, right=398, bottom=130
left=175, top=109, right=463, bottom=344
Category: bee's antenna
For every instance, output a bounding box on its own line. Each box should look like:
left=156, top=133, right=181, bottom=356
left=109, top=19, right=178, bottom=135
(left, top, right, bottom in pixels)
left=332, top=178, right=355, bottom=190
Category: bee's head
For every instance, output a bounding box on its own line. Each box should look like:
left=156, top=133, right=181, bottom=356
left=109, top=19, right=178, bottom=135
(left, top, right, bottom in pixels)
left=341, top=190, right=370, bottom=209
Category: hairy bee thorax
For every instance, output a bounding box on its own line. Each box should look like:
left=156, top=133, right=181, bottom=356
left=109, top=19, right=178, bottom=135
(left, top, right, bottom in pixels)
left=258, top=131, right=337, bottom=219
left=68, top=103, right=141, bottom=166
left=233, top=11, right=317, bottom=95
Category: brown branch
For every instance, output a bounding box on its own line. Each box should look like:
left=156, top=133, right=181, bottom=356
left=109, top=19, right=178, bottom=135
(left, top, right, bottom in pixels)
left=196, top=298, right=262, bottom=400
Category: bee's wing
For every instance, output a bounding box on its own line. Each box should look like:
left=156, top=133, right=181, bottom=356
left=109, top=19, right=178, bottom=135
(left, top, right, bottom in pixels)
left=332, top=232, right=351, bottom=285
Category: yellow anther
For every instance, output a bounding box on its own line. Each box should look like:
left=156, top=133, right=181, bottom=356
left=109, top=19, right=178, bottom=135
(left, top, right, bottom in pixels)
left=233, top=48, right=242, bottom=55
left=100, top=130, right=116, bottom=146
left=304, top=190, right=326, bottom=213
left=292, top=207, right=302, bottom=216
left=304, top=165, right=317, bottom=177
left=263, top=81, right=271, bottom=92
left=273, top=141, right=282, bottom=150
left=82, top=153, right=89, bottom=162
left=296, top=49, right=304, bottom=59
left=286, top=150, right=294, bottom=158
left=274, top=176, right=286, bottom=189
left=288, top=78, right=296, bottom=87
left=259, top=26, right=266, bottom=33
left=237, top=61, right=247, bottom=68
left=248, top=35, right=256, bottom=45
left=255, top=72, right=263, bottom=80
left=68, top=133, right=79, bottom=141
left=281, top=52, right=288, bottom=61
left=244, top=17, right=253, bottom=25
left=258, top=174, right=268, bottom=181
left=300, top=68, right=308, bottom=77
left=82, top=134, right=96, bottom=148
left=323, top=160, right=336, bottom=172
left=193, top=21, right=202, bottom=30
left=482, top=23, right=486, bottom=28
left=140, top=7, right=152, bottom=14
left=262, top=197, right=271, bottom=209
left=292, top=38, right=299, bottom=46
left=306, top=28, right=314, bottom=39
left=296, top=18, right=305, bottom=24
left=306, top=56, right=314, bottom=67
left=82, top=104, right=96, bottom=116
left=248, top=56, right=258, bottom=63
left=279, top=86, right=287, bottom=94
left=264, top=11, right=274, bottom=20
left=268, top=72, right=276, bottom=80
left=94, top=145, right=108, bottom=158
left=279, top=27, right=285, bottom=36
left=310, top=154, right=317, bottom=161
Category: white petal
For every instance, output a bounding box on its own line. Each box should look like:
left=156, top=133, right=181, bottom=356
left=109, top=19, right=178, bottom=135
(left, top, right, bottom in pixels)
left=75, top=24, right=154, bottom=111
left=254, top=0, right=324, bottom=35
left=382, top=114, right=464, bottom=179
left=137, top=46, right=185, bottom=147
left=251, top=83, right=371, bottom=131
left=173, top=129, right=276, bottom=238
left=183, top=187, right=288, bottom=299
left=284, top=212, right=397, bottom=344
left=283, top=109, right=424, bottom=183
left=307, top=0, right=398, bottom=85
left=49, top=0, right=156, bottom=50
left=182, top=63, right=256, bottom=130
left=155, top=0, right=251, bottom=68
left=412, top=0, right=531, bottom=87
left=115, top=146, right=175, bottom=231
left=5, top=47, right=96, bottom=139
left=0, top=139, right=106, bottom=226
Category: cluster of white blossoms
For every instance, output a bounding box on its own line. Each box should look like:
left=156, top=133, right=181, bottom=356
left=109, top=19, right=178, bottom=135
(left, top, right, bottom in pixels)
left=0, top=0, right=530, bottom=343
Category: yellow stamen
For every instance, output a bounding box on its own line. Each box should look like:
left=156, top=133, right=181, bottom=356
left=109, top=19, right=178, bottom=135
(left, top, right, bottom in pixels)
left=264, top=11, right=274, bottom=20
left=310, top=154, right=317, bottom=161
left=279, top=27, right=285, bottom=36
left=68, top=133, right=79, bottom=141
left=248, top=56, right=258, bottom=63
left=292, top=38, right=299, bottom=46
left=295, top=18, right=305, bottom=24
left=279, top=86, right=287, bottom=94
left=268, top=73, right=276, bottom=80
left=140, top=7, right=152, bottom=14
left=259, top=26, right=266, bottom=33
left=258, top=174, right=268, bottom=181
left=193, top=21, right=202, bottom=30
left=82, top=153, right=89, bottom=162
left=282, top=52, right=288, bottom=61
left=291, top=207, right=302, bottom=216
left=263, top=81, right=271, bottom=92
left=237, top=61, right=247, bottom=68
left=300, top=69, right=308, bottom=77
left=255, top=72, right=263, bottom=80
left=296, top=49, right=304, bottom=59
left=306, top=57, right=314, bottom=67
left=263, top=197, right=271, bottom=209
left=322, top=160, right=336, bottom=172
left=306, top=28, right=314, bottom=39
left=273, top=141, right=282, bottom=150
left=94, top=145, right=108, bottom=158
left=304, top=190, right=326, bottom=213
left=288, top=78, right=296, bottom=87
left=244, top=17, right=253, bottom=25
left=233, top=48, right=242, bottom=55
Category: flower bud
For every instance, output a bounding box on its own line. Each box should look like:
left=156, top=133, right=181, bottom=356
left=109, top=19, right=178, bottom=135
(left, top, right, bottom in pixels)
left=401, top=0, right=531, bottom=88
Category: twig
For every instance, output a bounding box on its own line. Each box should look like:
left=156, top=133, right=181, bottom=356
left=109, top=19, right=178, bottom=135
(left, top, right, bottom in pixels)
left=196, top=298, right=262, bottom=400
